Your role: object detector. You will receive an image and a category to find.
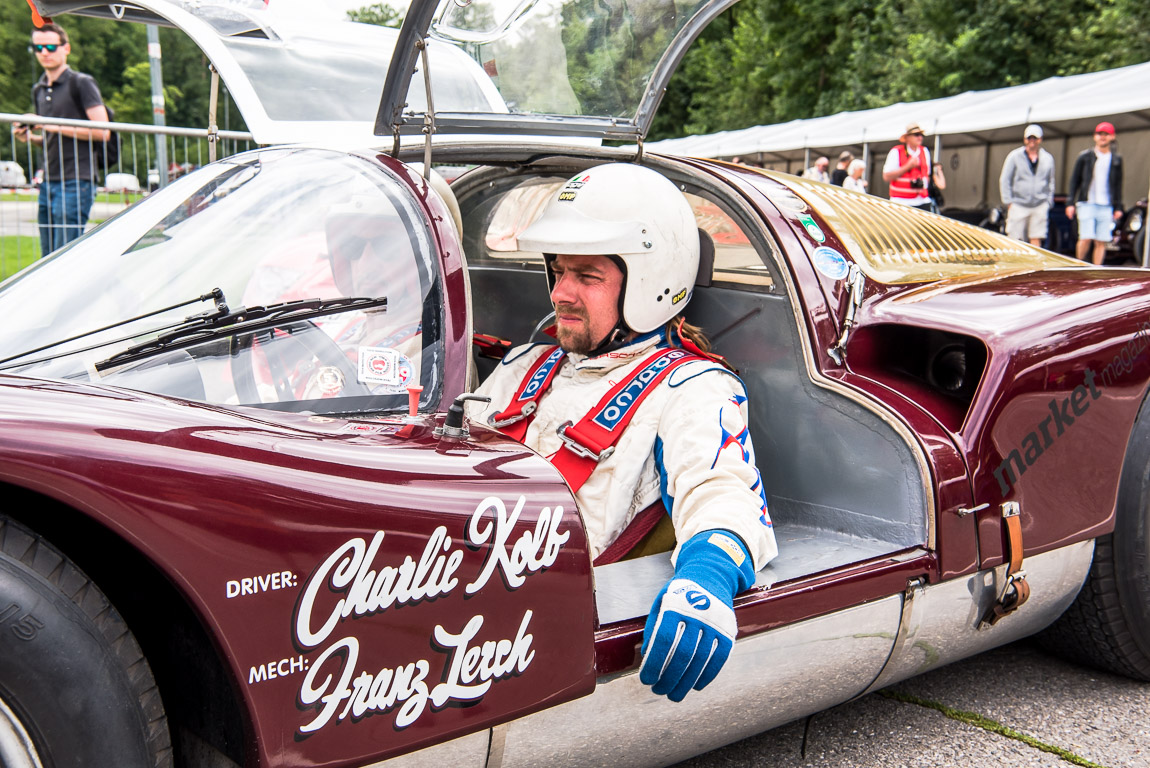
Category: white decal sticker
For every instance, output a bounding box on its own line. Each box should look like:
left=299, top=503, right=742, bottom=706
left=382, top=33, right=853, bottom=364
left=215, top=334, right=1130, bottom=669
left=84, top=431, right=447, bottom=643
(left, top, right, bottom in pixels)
left=358, top=346, right=401, bottom=386
left=763, top=189, right=807, bottom=212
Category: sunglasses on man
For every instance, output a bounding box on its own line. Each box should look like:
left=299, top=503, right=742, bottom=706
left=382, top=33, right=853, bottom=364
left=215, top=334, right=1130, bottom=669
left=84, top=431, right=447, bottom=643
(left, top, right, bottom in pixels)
left=32, top=43, right=62, bottom=53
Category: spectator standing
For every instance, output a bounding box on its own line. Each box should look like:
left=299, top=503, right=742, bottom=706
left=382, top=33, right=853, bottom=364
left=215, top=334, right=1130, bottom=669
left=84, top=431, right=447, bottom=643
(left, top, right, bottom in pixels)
left=843, top=159, right=868, bottom=193
left=1067, top=122, right=1124, bottom=265
left=802, top=156, right=830, bottom=183
left=883, top=122, right=934, bottom=211
left=830, top=151, right=854, bottom=186
left=13, top=23, right=110, bottom=256
left=999, top=125, right=1056, bottom=246
left=928, top=163, right=947, bottom=213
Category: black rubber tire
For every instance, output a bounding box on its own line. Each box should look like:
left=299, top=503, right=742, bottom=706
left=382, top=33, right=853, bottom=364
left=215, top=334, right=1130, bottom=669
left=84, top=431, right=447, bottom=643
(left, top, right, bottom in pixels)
left=1037, top=394, right=1150, bottom=680
left=0, top=515, right=172, bottom=767
left=1136, top=228, right=1147, bottom=268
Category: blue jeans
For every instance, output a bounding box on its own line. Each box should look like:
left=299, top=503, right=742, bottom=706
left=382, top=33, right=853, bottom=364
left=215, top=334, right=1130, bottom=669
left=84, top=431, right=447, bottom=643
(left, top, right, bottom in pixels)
left=38, top=179, right=95, bottom=256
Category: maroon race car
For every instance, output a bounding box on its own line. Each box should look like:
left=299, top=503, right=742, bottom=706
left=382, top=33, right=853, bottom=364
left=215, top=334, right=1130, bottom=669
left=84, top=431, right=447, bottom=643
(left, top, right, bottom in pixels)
left=2, top=1, right=1149, bottom=767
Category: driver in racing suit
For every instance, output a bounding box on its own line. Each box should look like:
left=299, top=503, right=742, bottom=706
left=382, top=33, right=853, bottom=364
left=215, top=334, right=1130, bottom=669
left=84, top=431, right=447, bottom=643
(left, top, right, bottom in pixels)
left=469, top=163, right=778, bottom=702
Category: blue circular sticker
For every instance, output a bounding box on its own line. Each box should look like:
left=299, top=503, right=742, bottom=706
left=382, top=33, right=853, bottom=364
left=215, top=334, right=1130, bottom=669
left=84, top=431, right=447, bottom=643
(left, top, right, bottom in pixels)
left=812, top=247, right=850, bottom=280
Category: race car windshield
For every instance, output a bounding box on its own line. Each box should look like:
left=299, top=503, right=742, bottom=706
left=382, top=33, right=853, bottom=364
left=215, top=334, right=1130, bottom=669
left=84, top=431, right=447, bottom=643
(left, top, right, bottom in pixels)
left=0, top=148, right=443, bottom=415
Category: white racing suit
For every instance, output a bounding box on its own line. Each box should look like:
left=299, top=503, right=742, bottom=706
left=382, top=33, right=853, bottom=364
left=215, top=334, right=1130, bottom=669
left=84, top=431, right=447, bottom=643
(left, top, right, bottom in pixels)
left=471, top=331, right=778, bottom=571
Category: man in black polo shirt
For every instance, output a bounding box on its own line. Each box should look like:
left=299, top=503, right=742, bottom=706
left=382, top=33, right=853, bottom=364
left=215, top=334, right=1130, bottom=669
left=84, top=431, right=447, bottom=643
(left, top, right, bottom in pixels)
left=13, top=23, right=110, bottom=256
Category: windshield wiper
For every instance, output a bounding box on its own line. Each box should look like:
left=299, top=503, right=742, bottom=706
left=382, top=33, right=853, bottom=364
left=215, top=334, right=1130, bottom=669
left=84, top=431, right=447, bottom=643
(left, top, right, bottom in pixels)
left=94, top=296, right=387, bottom=372
left=0, top=288, right=228, bottom=371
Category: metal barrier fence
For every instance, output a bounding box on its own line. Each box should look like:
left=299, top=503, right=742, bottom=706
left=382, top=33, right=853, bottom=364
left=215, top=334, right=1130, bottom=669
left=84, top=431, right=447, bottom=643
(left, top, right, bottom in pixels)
left=1, top=113, right=255, bottom=279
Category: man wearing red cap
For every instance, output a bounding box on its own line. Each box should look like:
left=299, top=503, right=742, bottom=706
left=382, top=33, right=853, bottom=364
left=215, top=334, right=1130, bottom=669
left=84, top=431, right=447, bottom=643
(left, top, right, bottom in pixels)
left=1067, top=122, right=1124, bottom=265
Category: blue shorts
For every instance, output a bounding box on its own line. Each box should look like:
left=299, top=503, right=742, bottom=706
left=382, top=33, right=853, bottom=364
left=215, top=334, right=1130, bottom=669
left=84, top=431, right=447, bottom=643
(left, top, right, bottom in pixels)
left=1077, top=202, right=1115, bottom=242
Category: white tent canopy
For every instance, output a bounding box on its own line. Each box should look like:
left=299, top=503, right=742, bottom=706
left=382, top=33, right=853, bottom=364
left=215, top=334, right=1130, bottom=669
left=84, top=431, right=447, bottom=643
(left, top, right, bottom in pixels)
left=645, top=61, right=1150, bottom=160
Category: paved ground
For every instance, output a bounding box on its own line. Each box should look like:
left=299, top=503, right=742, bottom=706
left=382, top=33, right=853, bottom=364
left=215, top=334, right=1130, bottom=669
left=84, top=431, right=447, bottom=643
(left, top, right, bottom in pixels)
left=675, top=639, right=1148, bottom=768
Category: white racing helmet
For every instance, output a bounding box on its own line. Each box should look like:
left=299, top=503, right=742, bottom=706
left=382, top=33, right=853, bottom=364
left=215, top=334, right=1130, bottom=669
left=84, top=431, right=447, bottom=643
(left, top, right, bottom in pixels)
left=518, top=163, right=699, bottom=334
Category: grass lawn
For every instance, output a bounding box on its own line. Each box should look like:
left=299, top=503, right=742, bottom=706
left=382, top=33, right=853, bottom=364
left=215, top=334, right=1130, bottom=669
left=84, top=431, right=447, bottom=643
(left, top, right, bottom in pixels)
left=97, top=191, right=145, bottom=204
left=0, top=236, right=41, bottom=277
left=0, top=191, right=145, bottom=204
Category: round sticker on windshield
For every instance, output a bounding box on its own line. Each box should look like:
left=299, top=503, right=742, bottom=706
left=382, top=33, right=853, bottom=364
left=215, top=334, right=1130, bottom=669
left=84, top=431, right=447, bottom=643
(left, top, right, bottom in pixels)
left=812, top=247, right=850, bottom=281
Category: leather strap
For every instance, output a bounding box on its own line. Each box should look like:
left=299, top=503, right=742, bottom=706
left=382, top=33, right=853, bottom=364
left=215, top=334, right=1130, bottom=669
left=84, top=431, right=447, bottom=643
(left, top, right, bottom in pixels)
left=549, top=348, right=702, bottom=494
left=980, top=502, right=1030, bottom=628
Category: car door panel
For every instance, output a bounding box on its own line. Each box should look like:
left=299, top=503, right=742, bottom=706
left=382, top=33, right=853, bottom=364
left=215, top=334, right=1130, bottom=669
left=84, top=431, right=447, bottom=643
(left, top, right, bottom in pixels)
left=0, top=381, right=596, bottom=768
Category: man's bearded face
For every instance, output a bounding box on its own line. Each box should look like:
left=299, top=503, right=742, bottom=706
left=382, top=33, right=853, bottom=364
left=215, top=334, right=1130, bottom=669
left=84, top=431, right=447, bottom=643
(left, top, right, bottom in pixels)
left=549, top=253, right=624, bottom=354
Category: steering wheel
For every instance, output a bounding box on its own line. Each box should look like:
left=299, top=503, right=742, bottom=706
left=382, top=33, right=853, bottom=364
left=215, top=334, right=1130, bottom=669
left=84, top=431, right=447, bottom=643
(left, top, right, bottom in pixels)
left=529, top=311, right=557, bottom=343
left=229, top=320, right=372, bottom=404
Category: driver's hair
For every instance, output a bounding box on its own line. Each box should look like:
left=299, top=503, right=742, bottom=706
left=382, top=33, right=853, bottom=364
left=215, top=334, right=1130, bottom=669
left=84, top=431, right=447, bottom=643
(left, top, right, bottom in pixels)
left=666, top=316, right=711, bottom=353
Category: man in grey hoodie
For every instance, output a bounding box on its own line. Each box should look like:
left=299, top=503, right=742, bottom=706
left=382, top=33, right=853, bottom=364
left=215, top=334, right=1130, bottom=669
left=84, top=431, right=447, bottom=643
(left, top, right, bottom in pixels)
left=999, top=124, right=1056, bottom=246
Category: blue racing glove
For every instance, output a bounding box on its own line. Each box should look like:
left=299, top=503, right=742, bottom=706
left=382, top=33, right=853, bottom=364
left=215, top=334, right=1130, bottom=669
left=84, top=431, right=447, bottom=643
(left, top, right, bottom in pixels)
left=640, top=529, right=755, bottom=701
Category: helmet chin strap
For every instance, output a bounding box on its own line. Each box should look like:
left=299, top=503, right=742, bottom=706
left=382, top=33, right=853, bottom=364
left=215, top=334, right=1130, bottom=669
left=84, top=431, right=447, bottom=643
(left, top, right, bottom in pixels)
left=585, top=323, right=633, bottom=357
left=584, top=253, right=633, bottom=356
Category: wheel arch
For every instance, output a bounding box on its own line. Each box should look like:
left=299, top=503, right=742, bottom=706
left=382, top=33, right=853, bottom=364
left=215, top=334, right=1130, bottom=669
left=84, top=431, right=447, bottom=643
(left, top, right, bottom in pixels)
left=0, top=482, right=249, bottom=767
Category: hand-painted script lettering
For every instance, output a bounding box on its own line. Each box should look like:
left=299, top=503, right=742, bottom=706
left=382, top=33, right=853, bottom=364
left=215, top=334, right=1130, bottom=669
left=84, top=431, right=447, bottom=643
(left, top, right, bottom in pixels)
left=290, top=496, right=567, bottom=735
left=295, top=526, right=462, bottom=648
left=298, top=610, right=535, bottom=732
left=466, top=496, right=569, bottom=593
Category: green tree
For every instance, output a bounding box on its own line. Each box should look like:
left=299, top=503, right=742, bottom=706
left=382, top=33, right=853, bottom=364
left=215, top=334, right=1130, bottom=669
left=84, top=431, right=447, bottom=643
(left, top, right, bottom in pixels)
left=347, top=3, right=404, bottom=27
left=651, top=0, right=1150, bottom=141
left=105, top=61, right=183, bottom=124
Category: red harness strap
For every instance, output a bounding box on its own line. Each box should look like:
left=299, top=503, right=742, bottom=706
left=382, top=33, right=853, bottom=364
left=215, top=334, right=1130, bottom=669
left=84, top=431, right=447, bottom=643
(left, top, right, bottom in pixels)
left=550, top=347, right=702, bottom=494
left=488, top=345, right=566, bottom=442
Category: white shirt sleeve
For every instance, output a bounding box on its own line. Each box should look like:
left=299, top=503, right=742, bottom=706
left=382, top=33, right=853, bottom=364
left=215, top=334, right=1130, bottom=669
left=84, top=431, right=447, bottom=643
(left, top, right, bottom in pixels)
left=656, top=368, right=778, bottom=571
left=883, top=147, right=902, bottom=174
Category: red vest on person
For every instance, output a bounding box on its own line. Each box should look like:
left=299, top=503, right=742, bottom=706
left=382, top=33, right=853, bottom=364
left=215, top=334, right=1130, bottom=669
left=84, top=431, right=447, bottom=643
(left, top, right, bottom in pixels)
left=889, top=145, right=930, bottom=200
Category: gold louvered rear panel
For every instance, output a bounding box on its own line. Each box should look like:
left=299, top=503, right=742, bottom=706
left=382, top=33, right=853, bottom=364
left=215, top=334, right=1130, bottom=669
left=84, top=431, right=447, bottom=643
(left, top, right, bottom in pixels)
left=759, top=172, right=1080, bottom=284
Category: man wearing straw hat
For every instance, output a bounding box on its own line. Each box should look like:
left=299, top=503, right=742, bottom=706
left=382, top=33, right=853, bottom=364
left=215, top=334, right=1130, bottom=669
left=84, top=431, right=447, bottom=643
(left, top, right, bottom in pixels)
left=883, top=122, right=935, bottom=211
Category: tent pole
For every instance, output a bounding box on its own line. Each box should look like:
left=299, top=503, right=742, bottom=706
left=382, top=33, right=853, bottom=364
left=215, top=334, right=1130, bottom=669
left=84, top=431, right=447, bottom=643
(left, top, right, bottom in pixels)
left=1143, top=168, right=1150, bottom=268
left=804, top=147, right=810, bottom=173
left=1060, top=139, right=1071, bottom=199
left=981, top=141, right=992, bottom=209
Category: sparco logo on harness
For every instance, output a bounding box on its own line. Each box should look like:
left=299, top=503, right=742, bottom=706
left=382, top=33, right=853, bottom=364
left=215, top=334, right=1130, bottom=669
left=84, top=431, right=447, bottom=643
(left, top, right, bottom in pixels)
left=592, top=349, right=690, bottom=429
left=519, top=347, right=565, bottom=401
